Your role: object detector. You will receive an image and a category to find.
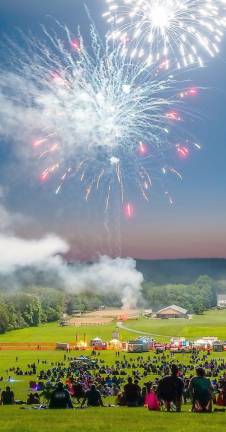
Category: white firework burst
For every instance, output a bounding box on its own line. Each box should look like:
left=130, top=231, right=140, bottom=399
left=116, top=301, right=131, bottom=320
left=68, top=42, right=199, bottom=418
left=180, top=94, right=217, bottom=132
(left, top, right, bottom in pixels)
left=103, top=0, right=226, bottom=68
left=0, top=23, right=199, bottom=213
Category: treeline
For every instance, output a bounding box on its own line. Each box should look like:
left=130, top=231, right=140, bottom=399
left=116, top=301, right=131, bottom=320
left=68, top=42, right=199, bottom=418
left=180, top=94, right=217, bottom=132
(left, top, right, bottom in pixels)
left=0, top=288, right=121, bottom=334
left=142, top=275, right=218, bottom=314
left=0, top=288, right=64, bottom=334
left=0, top=275, right=226, bottom=334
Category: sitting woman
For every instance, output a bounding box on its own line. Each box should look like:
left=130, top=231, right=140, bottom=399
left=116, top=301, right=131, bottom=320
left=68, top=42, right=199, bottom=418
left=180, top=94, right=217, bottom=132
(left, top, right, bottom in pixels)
left=189, top=367, right=213, bottom=413
left=116, top=391, right=126, bottom=406
left=144, top=384, right=160, bottom=411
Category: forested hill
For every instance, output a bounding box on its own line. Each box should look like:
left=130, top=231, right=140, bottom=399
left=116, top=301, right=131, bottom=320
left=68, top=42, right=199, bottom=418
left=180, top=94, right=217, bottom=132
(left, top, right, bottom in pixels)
left=136, top=258, right=226, bottom=284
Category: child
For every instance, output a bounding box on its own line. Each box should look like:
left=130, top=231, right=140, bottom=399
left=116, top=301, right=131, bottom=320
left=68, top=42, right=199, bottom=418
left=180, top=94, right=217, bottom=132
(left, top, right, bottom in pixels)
left=145, top=384, right=160, bottom=411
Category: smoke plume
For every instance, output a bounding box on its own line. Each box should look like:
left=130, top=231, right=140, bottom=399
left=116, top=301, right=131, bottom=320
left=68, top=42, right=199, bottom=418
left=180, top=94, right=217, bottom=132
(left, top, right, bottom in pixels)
left=0, top=232, right=143, bottom=309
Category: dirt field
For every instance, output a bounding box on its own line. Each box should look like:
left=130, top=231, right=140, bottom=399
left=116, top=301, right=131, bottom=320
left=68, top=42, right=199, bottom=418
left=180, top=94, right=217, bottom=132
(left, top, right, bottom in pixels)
left=83, top=308, right=141, bottom=319
left=67, top=317, right=114, bottom=326
left=67, top=309, right=141, bottom=326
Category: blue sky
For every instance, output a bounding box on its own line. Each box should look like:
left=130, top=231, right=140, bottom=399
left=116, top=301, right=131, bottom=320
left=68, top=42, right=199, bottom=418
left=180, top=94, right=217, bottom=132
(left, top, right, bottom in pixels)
left=0, top=0, right=225, bottom=260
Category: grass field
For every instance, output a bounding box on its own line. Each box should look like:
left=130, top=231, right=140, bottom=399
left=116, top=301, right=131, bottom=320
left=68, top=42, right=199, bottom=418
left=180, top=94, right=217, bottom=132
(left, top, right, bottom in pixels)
left=0, top=321, right=128, bottom=343
left=123, top=309, right=226, bottom=340
left=1, top=309, right=226, bottom=431
left=0, top=407, right=226, bottom=432
left=1, top=308, right=226, bottom=343
left=1, top=349, right=226, bottom=432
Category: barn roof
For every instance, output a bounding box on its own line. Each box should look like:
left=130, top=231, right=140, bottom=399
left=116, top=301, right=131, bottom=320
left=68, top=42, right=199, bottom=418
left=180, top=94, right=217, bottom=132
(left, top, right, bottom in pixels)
left=157, top=305, right=188, bottom=315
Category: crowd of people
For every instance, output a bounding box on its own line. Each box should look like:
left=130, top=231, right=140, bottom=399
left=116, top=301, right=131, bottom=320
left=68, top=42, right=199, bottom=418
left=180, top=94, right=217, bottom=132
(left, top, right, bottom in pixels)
left=1, top=350, right=226, bottom=412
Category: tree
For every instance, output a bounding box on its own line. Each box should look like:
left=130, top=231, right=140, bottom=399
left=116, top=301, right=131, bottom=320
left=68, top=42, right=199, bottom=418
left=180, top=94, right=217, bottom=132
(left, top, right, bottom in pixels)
left=0, top=302, right=9, bottom=333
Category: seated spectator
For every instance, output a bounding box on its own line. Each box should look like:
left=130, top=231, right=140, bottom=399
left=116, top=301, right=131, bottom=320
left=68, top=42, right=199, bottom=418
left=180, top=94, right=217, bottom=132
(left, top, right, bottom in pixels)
left=116, top=390, right=126, bottom=406
left=112, top=384, right=120, bottom=396
left=216, top=391, right=225, bottom=407
left=220, top=374, right=226, bottom=406
left=145, top=384, right=160, bottom=411
left=81, top=384, right=104, bottom=407
left=1, top=387, right=15, bottom=405
left=157, top=364, right=184, bottom=412
left=27, top=392, right=40, bottom=405
left=49, top=382, right=73, bottom=409
left=189, top=367, right=213, bottom=413
left=124, top=377, right=140, bottom=407
left=73, top=381, right=85, bottom=403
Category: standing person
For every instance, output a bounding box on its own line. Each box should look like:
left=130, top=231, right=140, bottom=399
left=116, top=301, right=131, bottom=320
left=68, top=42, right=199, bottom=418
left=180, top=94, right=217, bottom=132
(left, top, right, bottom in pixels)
left=189, top=367, right=213, bottom=412
left=157, top=364, right=184, bottom=412
left=49, top=382, right=73, bottom=409
left=1, top=387, right=15, bottom=405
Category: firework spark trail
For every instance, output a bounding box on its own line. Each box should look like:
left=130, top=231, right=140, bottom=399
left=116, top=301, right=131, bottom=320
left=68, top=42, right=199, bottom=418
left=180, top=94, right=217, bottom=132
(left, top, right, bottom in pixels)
left=103, top=0, right=226, bottom=68
left=0, top=23, right=200, bottom=215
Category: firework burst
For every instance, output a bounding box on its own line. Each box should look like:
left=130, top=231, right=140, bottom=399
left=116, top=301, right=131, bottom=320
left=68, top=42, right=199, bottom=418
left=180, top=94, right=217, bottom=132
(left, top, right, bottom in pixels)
left=103, top=0, right=226, bottom=68
left=0, top=24, right=199, bottom=214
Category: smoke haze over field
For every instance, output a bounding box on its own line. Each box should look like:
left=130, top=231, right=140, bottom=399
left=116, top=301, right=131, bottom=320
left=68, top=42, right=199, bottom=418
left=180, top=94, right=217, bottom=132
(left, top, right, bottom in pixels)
left=0, top=199, right=144, bottom=308
left=0, top=234, right=143, bottom=308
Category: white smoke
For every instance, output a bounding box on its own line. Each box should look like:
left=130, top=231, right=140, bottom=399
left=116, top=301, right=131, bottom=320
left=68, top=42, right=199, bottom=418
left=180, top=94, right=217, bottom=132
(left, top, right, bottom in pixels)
left=0, top=186, right=143, bottom=308
left=0, top=75, right=44, bottom=147
left=0, top=226, right=143, bottom=309
left=57, top=255, right=144, bottom=309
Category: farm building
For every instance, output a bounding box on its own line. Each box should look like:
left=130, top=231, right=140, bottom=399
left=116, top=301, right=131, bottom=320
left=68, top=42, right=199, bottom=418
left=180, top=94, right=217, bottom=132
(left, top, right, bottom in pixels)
left=217, top=295, right=226, bottom=309
left=156, top=305, right=188, bottom=319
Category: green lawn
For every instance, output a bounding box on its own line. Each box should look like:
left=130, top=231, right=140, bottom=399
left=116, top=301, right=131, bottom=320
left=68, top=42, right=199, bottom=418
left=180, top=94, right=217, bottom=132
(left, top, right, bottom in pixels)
left=0, top=322, right=120, bottom=343
left=0, top=407, right=225, bottom=432
left=123, top=309, right=226, bottom=340
left=1, top=309, right=226, bottom=431
left=1, top=309, right=226, bottom=344
left=1, top=349, right=226, bottom=400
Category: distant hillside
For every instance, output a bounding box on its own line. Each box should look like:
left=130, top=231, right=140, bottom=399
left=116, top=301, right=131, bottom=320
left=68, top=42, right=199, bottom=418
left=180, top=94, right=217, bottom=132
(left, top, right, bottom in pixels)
left=136, top=258, right=226, bottom=284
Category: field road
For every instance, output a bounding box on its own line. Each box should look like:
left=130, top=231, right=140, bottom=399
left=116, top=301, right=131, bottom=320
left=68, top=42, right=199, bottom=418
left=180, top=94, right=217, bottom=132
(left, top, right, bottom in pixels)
left=116, top=321, right=172, bottom=339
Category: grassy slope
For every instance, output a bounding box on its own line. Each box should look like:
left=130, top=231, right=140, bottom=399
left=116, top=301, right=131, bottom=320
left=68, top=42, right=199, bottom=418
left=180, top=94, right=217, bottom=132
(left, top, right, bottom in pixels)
left=1, top=309, right=226, bottom=343
left=0, top=322, right=123, bottom=343
left=0, top=407, right=225, bottom=432
left=1, top=349, right=226, bottom=399
left=123, top=309, right=226, bottom=340
left=1, top=310, right=226, bottom=431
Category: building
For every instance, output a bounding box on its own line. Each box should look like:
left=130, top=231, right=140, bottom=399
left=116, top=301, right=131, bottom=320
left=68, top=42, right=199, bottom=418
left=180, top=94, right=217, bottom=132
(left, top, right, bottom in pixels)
left=193, top=337, right=218, bottom=349
left=217, top=295, right=226, bottom=309
left=156, top=305, right=188, bottom=319
left=127, top=340, right=149, bottom=353
left=143, top=309, right=153, bottom=318
left=71, top=309, right=82, bottom=317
